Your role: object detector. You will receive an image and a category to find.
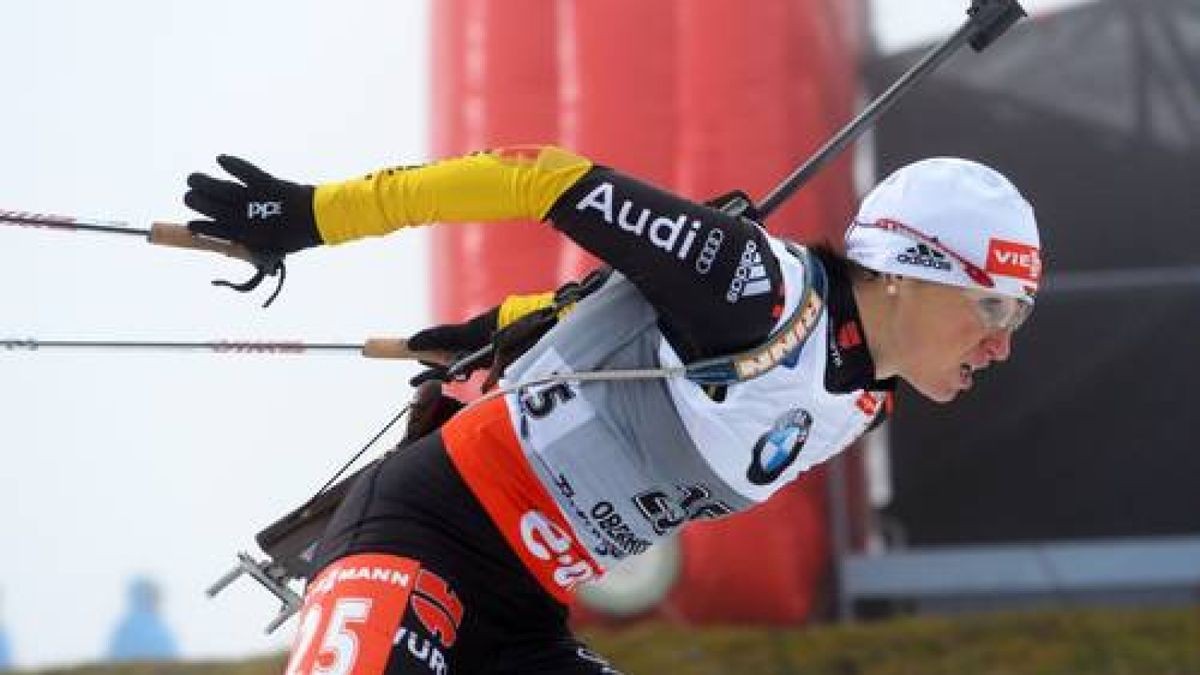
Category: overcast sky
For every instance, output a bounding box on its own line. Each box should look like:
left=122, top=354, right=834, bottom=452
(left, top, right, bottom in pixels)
left=1, top=0, right=431, bottom=666
left=0, top=0, right=1091, bottom=668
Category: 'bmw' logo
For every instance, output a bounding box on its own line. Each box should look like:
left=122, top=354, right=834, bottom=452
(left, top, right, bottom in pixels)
left=746, top=409, right=813, bottom=485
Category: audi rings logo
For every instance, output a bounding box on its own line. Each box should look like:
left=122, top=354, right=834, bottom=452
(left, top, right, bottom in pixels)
left=694, top=228, right=724, bottom=275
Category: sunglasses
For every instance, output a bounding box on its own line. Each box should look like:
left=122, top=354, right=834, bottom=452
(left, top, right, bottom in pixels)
left=963, top=288, right=1033, bottom=332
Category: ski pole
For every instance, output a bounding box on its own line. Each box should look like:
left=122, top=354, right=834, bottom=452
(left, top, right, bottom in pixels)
left=756, top=0, right=1026, bottom=217
left=0, top=208, right=288, bottom=306
left=0, top=208, right=255, bottom=262
left=0, top=337, right=455, bottom=363
left=416, top=0, right=1030, bottom=379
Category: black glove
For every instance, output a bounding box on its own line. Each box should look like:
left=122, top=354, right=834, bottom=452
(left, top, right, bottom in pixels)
left=406, top=307, right=500, bottom=386
left=185, top=155, right=323, bottom=255
left=406, top=306, right=500, bottom=358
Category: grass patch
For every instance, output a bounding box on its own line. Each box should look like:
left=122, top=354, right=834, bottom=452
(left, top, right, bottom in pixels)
left=31, top=607, right=1200, bottom=675
left=585, top=607, right=1200, bottom=675
left=31, top=656, right=288, bottom=675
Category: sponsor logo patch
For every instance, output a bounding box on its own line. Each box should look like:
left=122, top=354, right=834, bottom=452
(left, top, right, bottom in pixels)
left=746, top=409, right=814, bottom=485
left=392, top=569, right=463, bottom=675
left=519, top=509, right=598, bottom=590
left=247, top=201, right=283, bottom=220
left=896, top=243, right=951, bottom=272
left=726, top=240, right=773, bottom=302
left=986, top=238, right=1042, bottom=285
left=733, top=291, right=822, bottom=379
left=589, top=500, right=651, bottom=556
left=575, top=181, right=705, bottom=262
left=695, top=227, right=724, bottom=274
left=553, top=473, right=618, bottom=559
left=409, top=569, right=464, bottom=648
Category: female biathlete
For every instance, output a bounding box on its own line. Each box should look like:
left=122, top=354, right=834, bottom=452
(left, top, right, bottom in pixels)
left=184, top=145, right=1041, bottom=674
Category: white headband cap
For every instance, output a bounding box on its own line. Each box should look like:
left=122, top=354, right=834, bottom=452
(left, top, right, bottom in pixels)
left=845, top=157, right=1042, bottom=301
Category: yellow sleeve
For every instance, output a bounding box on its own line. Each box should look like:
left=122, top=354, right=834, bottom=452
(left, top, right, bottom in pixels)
left=313, top=145, right=593, bottom=245
left=497, top=292, right=556, bottom=328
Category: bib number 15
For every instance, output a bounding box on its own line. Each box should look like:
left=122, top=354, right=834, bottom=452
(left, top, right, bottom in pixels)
left=286, top=598, right=372, bottom=675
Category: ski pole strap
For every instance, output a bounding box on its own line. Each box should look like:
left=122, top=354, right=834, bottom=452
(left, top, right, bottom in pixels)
left=150, top=224, right=287, bottom=306
left=209, top=254, right=287, bottom=308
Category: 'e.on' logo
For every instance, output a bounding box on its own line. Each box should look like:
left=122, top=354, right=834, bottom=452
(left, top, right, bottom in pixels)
left=986, top=238, right=1042, bottom=284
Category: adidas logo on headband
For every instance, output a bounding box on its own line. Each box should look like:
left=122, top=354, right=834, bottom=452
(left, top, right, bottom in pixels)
left=895, top=244, right=951, bottom=272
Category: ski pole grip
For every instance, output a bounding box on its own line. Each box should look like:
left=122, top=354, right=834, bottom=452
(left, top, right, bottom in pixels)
left=967, top=0, right=1026, bottom=51
left=148, top=222, right=258, bottom=264
left=361, top=338, right=454, bottom=365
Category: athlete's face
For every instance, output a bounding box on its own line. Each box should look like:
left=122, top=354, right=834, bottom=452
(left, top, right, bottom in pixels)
left=890, top=279, right=1014, bottom=403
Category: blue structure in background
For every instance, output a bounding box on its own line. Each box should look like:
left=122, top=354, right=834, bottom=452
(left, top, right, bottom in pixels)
left=0, top=588, right=13, bottom=671
left=0, top=623, right=11, bottom=671
left=107, top=576, right=178, bottom=662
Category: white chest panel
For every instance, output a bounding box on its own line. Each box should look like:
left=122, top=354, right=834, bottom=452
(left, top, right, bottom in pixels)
left=659, top=240, right=883, bottom=503
left=659, top=316, right=881, bottom=503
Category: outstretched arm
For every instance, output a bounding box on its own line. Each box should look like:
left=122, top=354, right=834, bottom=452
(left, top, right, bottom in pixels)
left=315, top=146, right=785, bottom=359
left=313, top=146, right=589, bottom=243
left=186, top=146, right=785, bottom=359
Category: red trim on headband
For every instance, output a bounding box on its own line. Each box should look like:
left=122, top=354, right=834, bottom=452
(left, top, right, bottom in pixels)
left=868, top=219, right=996, bottom=289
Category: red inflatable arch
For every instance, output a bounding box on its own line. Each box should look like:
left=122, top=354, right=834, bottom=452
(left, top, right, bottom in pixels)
left=431, top=0, right=865, bottom=623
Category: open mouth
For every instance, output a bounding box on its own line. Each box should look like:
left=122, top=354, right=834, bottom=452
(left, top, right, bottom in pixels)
left=959, top=363, right=977, bottom=388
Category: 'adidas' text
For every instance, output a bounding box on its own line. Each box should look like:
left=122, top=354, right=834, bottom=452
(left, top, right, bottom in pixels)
left=896, top=244, right=951, bottom=272
left=726, top=240, right=772, bottom=303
